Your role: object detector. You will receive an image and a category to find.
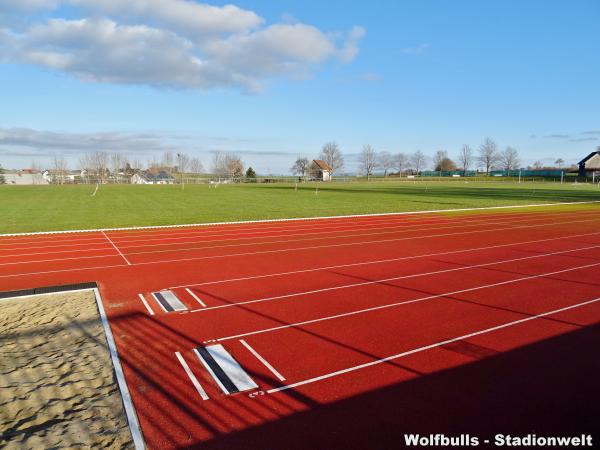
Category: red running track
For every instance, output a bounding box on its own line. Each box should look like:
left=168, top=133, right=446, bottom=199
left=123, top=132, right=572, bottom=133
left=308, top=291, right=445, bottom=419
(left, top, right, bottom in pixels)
left=1, top=206, right=600, bottom=449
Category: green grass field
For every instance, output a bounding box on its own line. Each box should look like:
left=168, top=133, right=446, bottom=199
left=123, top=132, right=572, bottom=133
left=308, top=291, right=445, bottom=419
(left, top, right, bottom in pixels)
left=1, top=180, right=599, bottom=234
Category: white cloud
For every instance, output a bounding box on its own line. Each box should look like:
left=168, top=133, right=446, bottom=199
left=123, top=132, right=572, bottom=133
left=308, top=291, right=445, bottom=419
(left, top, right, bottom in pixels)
left=400, top=43, right=429, bottom=55
left=0, top=1, right=365, bottom=92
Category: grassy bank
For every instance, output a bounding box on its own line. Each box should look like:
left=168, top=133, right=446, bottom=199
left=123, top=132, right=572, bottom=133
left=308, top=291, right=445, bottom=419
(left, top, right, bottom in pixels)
left=1, top=180, right=599, bottom=234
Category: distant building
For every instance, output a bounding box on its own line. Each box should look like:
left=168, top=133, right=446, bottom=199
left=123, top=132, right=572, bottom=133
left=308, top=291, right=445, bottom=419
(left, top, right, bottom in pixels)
left=578, top=149, right=600, bottom=176
left=3, top=171, right=48, bottom=185
left=311, top=159, right=332, bottom=181
left=131, top=170, right=175, bottom=184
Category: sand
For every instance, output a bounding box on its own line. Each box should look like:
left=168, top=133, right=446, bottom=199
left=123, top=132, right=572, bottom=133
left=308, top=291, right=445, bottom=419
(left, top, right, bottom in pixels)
left=0, top=290, right=134, bottom=449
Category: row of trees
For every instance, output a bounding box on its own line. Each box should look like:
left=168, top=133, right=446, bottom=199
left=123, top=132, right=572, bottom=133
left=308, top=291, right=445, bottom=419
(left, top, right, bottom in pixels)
left=290, top=138, right=540, bottom=180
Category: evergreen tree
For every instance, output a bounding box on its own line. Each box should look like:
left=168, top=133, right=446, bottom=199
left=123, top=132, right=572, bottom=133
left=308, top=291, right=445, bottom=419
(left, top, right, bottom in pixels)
left=0, top=165, right=6, bottom=185
left=245, top=166, right=257, bottom=179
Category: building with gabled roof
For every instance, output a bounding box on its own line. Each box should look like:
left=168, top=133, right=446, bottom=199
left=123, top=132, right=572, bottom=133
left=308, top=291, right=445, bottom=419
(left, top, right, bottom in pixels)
left=578, top=149, right=600, bottom=176
left=311, top=159, right=332, bottom=181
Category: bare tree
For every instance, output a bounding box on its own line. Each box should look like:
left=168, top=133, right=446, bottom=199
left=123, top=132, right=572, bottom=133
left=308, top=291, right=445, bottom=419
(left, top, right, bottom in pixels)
left=290, top=157, right=310, bottom=179
left=532, top=160, right=543, bottom=169
left=161, top=152, right=174, bottom=173
left=499, top=147, right=520, bottom=171
left=90, top=151, right=108, bottom=184
left=378, top=151, right=394, bottom=177
left=359, top=144, right=378, bottom=179
left=52, top=155, right=68, bottom=184
left=554, top=158, right=565, bottom=169
left=478, top=137, right=500, bottom=174
left=212, top=152, right=244, bottom=179
left=176, top=152, right=190, bottom=188
left=394, top=152, right=409, bottom=176
left=432, top=150, right=449, bottom=172
left=410, top=150, right=427, bottom=174
left=189, top=157, right=204, bottom=174
left=319, top=141, right=344, bottom=177
left=110, top=153, right=123, bottom=183
left=457, top=144, right=473, bottom=175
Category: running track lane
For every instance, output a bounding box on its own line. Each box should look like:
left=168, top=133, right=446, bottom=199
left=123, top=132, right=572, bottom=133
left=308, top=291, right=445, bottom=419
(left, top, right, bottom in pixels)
left=1, top=206, right=599, bottom=449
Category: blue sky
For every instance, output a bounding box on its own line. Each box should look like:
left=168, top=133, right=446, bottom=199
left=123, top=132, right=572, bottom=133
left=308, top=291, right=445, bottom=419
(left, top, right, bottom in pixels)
left=1, top=0, right=599, bottom=173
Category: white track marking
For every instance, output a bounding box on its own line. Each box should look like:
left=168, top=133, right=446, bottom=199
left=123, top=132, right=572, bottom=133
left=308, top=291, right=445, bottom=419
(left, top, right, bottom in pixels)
left=215, top=260, right=600, bottom=342
left=240, top=339, right=286, bottom=381
left=1, top=200, right=598, bottom=237
left=2, top=216, right=599, bottom=279
left=138, top=294, right=155, bottom=315
left=171, top=230, right=600, bottom=290
left=188, top=243, right=600, bottom=314
left=102, top=231, right=131, bottom=265
left=185, top=288, right=206, bottom=307
left=267, top=296, right=600, bottom=394
left=94, top=216, right=600, bottom=261
left=175, top=351, right=209, bottom=400
left=93, top=289, right=145, bottom=449
left=110, top=212, right=566, bottom=249
left=115, top=216, right=562, bottom=257
left=0, top=253, right=126, bottom=267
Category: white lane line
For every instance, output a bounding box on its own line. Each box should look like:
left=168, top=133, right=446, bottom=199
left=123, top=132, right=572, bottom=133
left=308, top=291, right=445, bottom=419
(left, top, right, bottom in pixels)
left=267, top=296, right=600, bottom=394
left=93, top=288, right=145, bottom=449
left=0, top=246, right=117, bottom=258
left=215, top=260, right=600, bottom=342
left=0, top=252, right=124, bottom=267
left=113, top=213, right=556, bottom=250
left=102, top=231, right=131, bottom=266
left=188, top=243, right=600, bottom=314
left=170, top=230, right=600, bottom=290
left=239, top=339, right=286, bottom=382
left=2, top=199, right=599, bottom=237
left=98, top=216, right=600, bottom=261
left=117, top=216, right=556, bottom=256
left=112, top=207, right=600, bottom=243
left=185, top=288, right=207, bottom=307
left=138, top=293, right=155, bottom=315
left=3, top=216, right=600, bottom=279
left=175, top=351, right=209, bottom=400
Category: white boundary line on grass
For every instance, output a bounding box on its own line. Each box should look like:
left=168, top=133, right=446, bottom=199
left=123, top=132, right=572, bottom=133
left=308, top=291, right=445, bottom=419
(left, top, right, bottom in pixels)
left=93, top=287, right=145, bottom=449
left=267, top=295, right=600, bottom=394
left=1, top=200, right=599, bottom=238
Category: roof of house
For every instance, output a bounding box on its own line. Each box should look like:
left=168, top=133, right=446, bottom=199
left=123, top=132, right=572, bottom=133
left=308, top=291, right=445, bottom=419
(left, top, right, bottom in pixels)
left=578, top=150, right=600, bottom=166
left=313, top=159, right=332, bottom=171
left=141, top=170, right=174, bottom=181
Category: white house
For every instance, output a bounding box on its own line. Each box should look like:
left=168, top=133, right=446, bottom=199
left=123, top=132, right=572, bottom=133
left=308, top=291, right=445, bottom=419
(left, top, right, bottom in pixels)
left=3, top=172, right=48, bottom=185
left=131, top=170, right=175, bottom=185
left=311, top=159, right=332, bottom=181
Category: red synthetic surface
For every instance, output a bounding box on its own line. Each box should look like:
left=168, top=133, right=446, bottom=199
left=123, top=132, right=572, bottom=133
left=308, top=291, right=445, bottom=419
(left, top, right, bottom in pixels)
left=2, top=208, right=600, bottom=449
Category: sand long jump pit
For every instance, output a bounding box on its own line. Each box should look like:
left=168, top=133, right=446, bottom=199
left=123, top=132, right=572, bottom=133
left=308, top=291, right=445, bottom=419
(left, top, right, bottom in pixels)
left=0, top=287, right=136, bottom=449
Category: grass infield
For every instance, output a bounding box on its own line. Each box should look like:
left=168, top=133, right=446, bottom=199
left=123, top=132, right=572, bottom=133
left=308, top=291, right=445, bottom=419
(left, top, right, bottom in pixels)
left=1, top=180, right=599, bottom=234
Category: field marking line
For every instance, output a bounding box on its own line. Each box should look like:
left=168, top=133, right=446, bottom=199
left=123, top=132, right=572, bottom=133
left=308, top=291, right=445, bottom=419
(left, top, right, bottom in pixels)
left=0, top=215, right=600, bottom=266
left=93, top=288, right=145, bottom=449
left=175, top=351, right=209, bottom=400
left=117, top=215, right=579, bottom=257
left=107, top=210, right=583, bottom=247
left=171, top=230, right=600, bottom=290
left=102, top=231, right=131, bottom=266
left=239, top=339, right=286, bottom=381
left=1, top=199, right=598, bottom=237
left=138, top=293, right=155, bottom=315
left=187, top=242, right=600, bottom=314
left=0, top=246, right=123, bottom=259
left=2, top=216, right=600, bottom=278
left=112, top=213, right=575, bottom=251
left=266, top=295, right=600, bottom=394
left=0, top=253, right=127, bottom=267
left=185, top=288, right=206, bottom=307
left=215, top=260, right=600, bottom=342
